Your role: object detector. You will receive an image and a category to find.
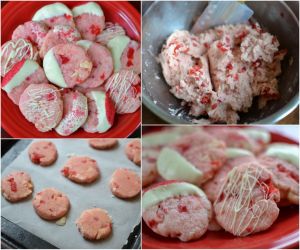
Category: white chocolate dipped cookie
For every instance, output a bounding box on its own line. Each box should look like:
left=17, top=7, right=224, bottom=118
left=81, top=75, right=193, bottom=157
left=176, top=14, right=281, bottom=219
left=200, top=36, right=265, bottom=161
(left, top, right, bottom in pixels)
left=142, top=181, right=211, bottom=242
left=2, top=59, right=47, bottom=105
left=82, top=90, right=116, bottom=133
left=72, top=2, right=105, bottom=41
left=43, top=43, right=92, bottom=88
left=32, top=3, right=74, bottom=28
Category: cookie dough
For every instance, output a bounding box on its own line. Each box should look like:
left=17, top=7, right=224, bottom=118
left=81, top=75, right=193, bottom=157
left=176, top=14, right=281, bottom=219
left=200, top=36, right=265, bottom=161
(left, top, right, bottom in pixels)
left=110, top=168, right=141, bottom=199
left=125, top=139, right=141, bottom=166
left=28, top=140, right=58, bottom=166
left=88, top=139, right=118, bottom=149
left=76, top=208, right=112, bottom=240
left=32, top=188, right=70, bottom=220
left=159, top=22, right=286, bottom=124
left=61, top=156, right=100, bottom=184
left=1, top=171, right=33, bottom=202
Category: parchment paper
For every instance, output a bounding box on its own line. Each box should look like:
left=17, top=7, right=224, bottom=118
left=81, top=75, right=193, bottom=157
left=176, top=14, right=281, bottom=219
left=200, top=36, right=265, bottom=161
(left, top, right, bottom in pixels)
left=1, top=139, right=141, bottom=249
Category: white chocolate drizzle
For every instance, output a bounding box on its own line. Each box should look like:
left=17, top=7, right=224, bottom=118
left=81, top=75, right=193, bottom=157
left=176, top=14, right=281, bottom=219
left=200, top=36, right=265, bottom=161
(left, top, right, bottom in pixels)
left=1, top=39, right=37, bottom=76
left=105, top=70, right=140, bottom=114
left=214, top=165, right=276, bottom=236
left=23, top=86, right=61, bottom=131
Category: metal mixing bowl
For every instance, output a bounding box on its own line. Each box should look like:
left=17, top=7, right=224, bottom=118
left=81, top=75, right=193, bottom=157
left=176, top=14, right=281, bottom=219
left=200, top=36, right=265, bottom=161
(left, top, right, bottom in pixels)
left=142, top=1, right=299, bottom=124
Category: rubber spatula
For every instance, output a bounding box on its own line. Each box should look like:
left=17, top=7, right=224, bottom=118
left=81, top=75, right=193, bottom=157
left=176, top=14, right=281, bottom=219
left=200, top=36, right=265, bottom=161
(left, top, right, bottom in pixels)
left=191, top=1, right=254, bottom=34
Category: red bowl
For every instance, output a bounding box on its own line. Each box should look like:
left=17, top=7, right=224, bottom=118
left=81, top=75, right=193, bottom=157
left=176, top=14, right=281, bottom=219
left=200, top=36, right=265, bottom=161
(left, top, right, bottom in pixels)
left=1, top=1, right=141, bottom=138
left=142, top=128, right=299, bottom=249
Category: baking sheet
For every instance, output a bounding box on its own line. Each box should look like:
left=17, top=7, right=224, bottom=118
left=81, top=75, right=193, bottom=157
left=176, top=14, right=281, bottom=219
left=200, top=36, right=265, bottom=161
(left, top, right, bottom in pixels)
left=1, top=139, right=141, bottom=249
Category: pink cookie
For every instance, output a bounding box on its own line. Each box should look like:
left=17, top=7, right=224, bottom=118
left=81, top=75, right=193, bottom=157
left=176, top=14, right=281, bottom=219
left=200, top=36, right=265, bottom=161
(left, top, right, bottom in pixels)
left=205, top=127, right=267, bottom=154
left=83, top=90, right=115, bottom=133
left=208, top=212, right=223, bottom=232
left=2, top=59, right=47, bottom=105
left=77, top=40, right=113, bottom=88
left=72, top=2, right=105, bottom=41
left=142, top=181, right=211, bottom=242
left=203, top=155, right=256, bottom=202
left=105, top=70, right=141, bottom=114
left=214, top=163, right=280, bottom=236
left=32, top=3, right=75, bottom=28
left=1, top=171, right=33, bottom=202
left=55, top=90, right=88, bottom=136
left=96, top=22, right=126, bottom=45
left=39, top=25, right=81, bottom=58
left=19, top=83, right=63, bottom=132
left=142, top=148, right=159, bottom=187
left=43, top=43, right=92, bottom=88
left=110, top=168, right=141, bottom=199
left=89, top=139, right=118, bottom=150
left=121, top=40, right=141, bottom=74
left=259, top=155, right=299, bottom=205
left=76, top=208, right=112, bottom=241
left=125, top=139, right=141, bottom=166
left=162, top=131, right=227, bottom=185
left=32, top=188, right=70, bottom=220
left=61, top=156, right=100, bottom=184
left=12, top=21, right=49, bottom=49
left=73, top=85, right=103, bottom=95
left=1, top=39, right=39, bottom=77
left=28, top=140, right=58, bottom=166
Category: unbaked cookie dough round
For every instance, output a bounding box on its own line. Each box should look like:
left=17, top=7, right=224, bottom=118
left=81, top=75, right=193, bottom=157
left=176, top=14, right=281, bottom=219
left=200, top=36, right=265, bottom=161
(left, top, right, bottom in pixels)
left=61, top=156, right=100, bottom=184
left=32, top=188, right=70, bottom=220
left=28, top=141, right=58, bottom=166
left=88, top=139, right=118, bottom=150
left=110, top=168, right=141, bottom=199
left=76, top=208, right=112, bottom=241
left=1, top=171, right=33, bottom=202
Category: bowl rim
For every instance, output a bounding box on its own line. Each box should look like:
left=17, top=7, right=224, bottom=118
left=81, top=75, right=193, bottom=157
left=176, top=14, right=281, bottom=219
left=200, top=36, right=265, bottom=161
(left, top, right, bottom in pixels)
left=142, top=1, right=299, bottom=124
